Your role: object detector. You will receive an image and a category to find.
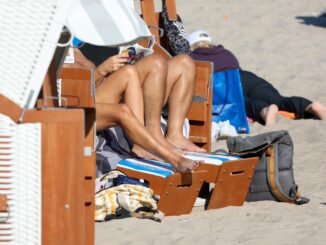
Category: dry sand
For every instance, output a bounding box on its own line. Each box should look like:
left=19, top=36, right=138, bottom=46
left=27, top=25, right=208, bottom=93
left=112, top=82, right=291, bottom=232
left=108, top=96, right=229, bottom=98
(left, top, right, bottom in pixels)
left=96, top=0, right=326, bottom=244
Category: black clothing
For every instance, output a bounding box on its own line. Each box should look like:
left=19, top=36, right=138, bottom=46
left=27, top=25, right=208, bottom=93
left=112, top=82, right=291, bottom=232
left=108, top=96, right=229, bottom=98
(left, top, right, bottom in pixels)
left=79, top=43, right=119, bottom=66
left=189, top=46, right=313, bottom=122
left=240, top=70, right=313, bottom=122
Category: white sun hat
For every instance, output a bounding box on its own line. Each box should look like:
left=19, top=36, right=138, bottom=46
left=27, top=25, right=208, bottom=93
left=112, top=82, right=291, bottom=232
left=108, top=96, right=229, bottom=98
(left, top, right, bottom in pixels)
left=187, top=30, right=213, bottom=46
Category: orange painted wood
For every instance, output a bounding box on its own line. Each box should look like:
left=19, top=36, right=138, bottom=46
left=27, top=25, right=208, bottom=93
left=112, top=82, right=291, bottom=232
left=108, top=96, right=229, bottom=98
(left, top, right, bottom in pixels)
left=41, top=61, right=58, bottom=107
left=83, top=109, right=95, bottom=245
left=208, top=158, right=258, bottom=209
left=187, top=62, right=213, bottom=151
left=140, top=0, right=160, bottom=40
left=187, top=103, right=207, bottom=121
left=60, top=78, right=95, bottom=108
left=0, top=49, right=95, bottom=244
left=23, top=109, right=86, bottom=245
left=59, top=66, right=96, bottom=245
left=117, top=166, right=206, bottom=216
left=166, top=0, right=177, bottom=19
left=60, top=67, right=95, bottom=108
left=194, top=157, right=258, bottom=209
left=0, top=94, right=22, bottom=123
left=0, top=195, right=8, bottom=212
left=189, top=136, right=208, bottom=144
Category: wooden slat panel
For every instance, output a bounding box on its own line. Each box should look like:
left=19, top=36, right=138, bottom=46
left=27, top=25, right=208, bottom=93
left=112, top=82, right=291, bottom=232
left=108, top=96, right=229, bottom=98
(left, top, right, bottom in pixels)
left=23, top=109, right=86, bottom=245
left=187, top=102, right=207, bottom=121
left=41, top=61, right=57, bottom=107
left=189, top=136, right=208, bottom=144
left=166, top=0, right=177, bottom=19
left=61, top=79, right=94, bottom=108
left=61, top=67, right=93, bottom=80
left=0, top=94, right=22, bottom=123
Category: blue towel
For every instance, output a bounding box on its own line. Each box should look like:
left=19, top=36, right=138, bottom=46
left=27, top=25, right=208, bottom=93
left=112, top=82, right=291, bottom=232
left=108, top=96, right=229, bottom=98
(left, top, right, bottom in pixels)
left=212, top=69, right=250, bottom=133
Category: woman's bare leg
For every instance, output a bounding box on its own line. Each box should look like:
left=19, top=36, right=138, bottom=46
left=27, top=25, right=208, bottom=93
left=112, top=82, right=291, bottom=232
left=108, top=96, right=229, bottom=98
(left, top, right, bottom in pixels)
left=96, top=103, right=203, bottom=173
left=95, top=65, right=157, bottom=159
left=164, top=54, right=206, bottom=152
left=260, top=104, right=279, bottom=125
left=95, top=65, right=144, bottom=123
left=305, top=102, right=326, bottom=120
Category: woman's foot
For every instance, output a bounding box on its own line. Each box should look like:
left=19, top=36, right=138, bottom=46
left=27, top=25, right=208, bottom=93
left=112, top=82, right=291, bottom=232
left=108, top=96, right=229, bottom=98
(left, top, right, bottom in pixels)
left=305, top=102, right=326, bottom=120
left=152, top=133, right=186, bottom=154
left=166, top=135, right=206, bottom=153
left=131, top=144, right=164, bottom=162
left=172, top=155, right=204, bottom=173
left=260, top=104, right=279, bottom=125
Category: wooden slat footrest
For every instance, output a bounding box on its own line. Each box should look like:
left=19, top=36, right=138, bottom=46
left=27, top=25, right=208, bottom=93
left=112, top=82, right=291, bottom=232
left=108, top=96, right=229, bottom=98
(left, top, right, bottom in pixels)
left=207, top=158, right=258, bottom=209
left=117, top=158, right=206, bottom=216
left=184, top=153, right=258, bottom=209
left=189, top=136, right=208, bottom=143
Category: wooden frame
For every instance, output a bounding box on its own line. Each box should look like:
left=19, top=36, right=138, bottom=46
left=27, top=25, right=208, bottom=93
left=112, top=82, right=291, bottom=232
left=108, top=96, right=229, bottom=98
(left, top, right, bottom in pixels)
left=38, top=50, right=96, bottom=244
left=117, top=155, right=258, bottom=212
left=196, top=157, right=258, bottom=209
left=117, top=164, right=207, bottom=216
left=0, top=95, right=91, bottom=245
left=59, top=66, right=96, bottom=245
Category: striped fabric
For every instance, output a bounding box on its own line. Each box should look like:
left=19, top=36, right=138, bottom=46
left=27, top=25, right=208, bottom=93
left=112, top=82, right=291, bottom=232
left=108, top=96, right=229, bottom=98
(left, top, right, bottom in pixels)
left=117, top=153, right=241, bottom=178
left=183, top=152, right=240, bottom=166
left=118, top=158, right=175, bottom=178
left=95, top=184, right=158, bottom=222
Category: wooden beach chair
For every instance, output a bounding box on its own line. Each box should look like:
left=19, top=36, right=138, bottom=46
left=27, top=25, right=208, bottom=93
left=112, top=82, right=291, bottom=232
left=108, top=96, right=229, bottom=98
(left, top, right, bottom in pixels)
left=117, top=158, right=207, bottom=216
left=117, top=153, right=258, bottom=212
left=184, top=152, right=258, bottom=209
left=0, top=2, right=96, bottom=243
left=68, top=47, right=210, bottom=216
left=38, top=31, right=96, bottom=245
left=137, top=0, right=259, bottom=210
left=138, top=0, right=213, bottom=151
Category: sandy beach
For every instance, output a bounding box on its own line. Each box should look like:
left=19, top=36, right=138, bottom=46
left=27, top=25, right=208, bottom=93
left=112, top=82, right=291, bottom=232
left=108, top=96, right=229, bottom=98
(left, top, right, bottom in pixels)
left=96, top=0, right=326, bottom=244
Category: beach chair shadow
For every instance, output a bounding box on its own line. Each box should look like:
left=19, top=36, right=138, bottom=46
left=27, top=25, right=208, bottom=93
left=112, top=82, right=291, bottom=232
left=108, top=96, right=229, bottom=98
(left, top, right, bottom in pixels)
left=296, top=14, right=326, bottom=28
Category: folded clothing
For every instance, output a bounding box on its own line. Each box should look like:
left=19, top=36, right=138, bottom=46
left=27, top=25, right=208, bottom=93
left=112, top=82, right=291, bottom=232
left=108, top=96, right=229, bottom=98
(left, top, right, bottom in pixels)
left=211, top=120, right=238, bottom=141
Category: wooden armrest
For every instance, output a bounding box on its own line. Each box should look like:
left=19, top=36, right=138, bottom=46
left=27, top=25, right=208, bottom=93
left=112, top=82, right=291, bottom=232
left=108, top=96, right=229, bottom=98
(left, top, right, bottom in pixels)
left=61, top=66, right=93, bottom=81
left=189, top=136, right=208, bottom=144
left=59, top=67, right=95, bottom=109
left=0, top=94, right=22, bottom=123
left=192, top=61, right=213, bottom=100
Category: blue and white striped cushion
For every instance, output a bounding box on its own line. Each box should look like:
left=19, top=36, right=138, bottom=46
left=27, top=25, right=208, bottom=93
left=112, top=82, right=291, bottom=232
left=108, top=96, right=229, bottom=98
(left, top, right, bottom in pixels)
left=117, top=153, right=240, bottom=178
left=183, top=152, right=240, bottom=166
left=117, top=158, right=175, bottom=179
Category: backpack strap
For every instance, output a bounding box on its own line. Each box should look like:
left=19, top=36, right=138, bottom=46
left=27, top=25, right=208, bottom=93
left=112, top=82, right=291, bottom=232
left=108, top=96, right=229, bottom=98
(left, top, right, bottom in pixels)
left=130, top=210, right=162, bottom=222
left=266, top=145, right=309, bottom=205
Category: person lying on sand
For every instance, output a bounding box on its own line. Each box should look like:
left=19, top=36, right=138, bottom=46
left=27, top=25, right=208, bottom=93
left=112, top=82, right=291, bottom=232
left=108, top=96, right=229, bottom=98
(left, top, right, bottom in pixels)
left=187, top=30, right=326, bottom=125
